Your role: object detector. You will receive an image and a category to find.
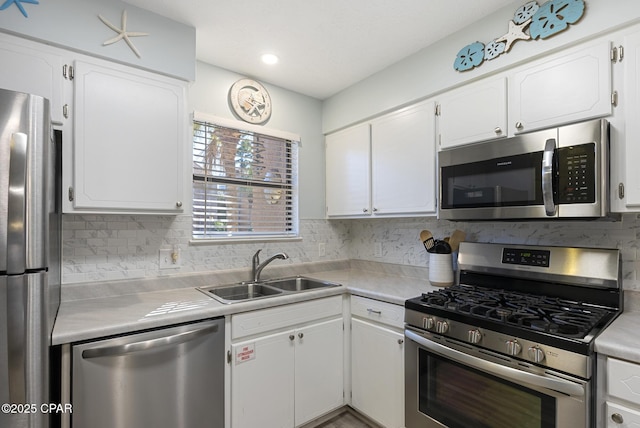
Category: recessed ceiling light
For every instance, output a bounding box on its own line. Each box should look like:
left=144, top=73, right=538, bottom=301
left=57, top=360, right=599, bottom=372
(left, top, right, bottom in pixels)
left=261, top=53, right=279, bottom=65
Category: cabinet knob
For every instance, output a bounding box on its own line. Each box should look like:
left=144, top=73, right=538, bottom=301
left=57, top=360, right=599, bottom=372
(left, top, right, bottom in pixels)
left=289, top=335, right=295, bottom=341
left=397, top=339, right=404, bottom=345
left=362, top=208, right=368, bottom=213
left=176, top=201, right=183, bottom=208
left=611, top=413, right=624, bottom=424
left=515, top=121, right=524, bottom=130
left=298, top=333, right=304, bottom=339
left=372, top=207, right=378, bottom=212
left=494, top=127, right=502, bottom=134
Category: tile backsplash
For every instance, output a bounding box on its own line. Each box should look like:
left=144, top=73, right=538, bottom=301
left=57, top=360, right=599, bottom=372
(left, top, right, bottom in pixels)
left=62, top=214, right=640, bottom=291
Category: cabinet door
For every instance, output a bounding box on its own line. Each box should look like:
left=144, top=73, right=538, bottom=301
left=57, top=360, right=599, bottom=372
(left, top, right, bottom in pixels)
left=510, top=41, right=612, bottom=134
left=606, top=402, right=640, bottom=427
left=325, top=123, right=371, bottom=216
left=351, top=318, right=404, bottom=428
left=371, top=100, right=437, bottom=215
left=231, top=331, right=295, bottom=428
left=72, top=60, right=186, bottom=213
left=438, top=77, right=507, bottom=149
left=622, top=31, right=640, bottom=207
left=0, top=33, right=65, bottom=123
left=294, top=318, right=344, bottom=426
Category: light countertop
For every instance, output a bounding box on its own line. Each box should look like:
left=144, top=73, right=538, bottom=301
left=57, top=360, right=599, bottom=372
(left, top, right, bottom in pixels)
left=52, top=260, right=439, bottom=345
left=54, top=258, right=640, bottom=365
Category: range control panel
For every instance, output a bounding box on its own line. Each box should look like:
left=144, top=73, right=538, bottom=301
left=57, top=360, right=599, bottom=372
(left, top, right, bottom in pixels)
left=502, top=248, right=550, bottom=267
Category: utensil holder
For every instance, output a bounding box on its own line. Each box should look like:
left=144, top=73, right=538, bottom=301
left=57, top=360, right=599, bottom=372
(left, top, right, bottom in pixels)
left=429, top=253, right=454, bottom=287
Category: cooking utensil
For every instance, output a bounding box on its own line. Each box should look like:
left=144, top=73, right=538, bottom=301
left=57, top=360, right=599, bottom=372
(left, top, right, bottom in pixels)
left=432, top=240, right=452, bottom=254
left=449, top=229, right=466, bottom=252
left=420, top=230, right=434, bottom=251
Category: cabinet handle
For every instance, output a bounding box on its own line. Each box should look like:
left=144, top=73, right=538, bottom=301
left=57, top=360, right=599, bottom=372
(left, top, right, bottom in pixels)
left=176, top=201, right=183, bottom=208
left=397, top=339, right=404, bottom=345
left=289, top=335, right=295, bottom=341
left=362, top=208, right=369, bottom=213
left=611, top=413, right=624, bottom=424
left=494, top=127, right=502, bottom=134
left=515, top=121, right=524, bottom=130
left=298, top=333, right=304, bottom=339
left=63, top=104, right=69, bottom=119
left=367, top=308, right=382, bottom=315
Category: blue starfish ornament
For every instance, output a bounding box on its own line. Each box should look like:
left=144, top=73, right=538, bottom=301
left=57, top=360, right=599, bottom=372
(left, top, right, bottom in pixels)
left=0, top=0, right=39, bottom=18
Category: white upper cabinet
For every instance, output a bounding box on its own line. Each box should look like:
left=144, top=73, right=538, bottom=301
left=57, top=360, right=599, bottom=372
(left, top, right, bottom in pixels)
left=509, top=41, right=612, bottom=134
left=325, top=123, right=371, bottom=216
left=325, top=100, right=437, bottom=218
left=0, top=33, right=66, bottom=123
left=617, top=28, right=640, bottom=208
left=437, top=76, right=507, bottom=149
left=71, top=60, right=187, bottom=213
left=370, top=100, right=437, bottom=215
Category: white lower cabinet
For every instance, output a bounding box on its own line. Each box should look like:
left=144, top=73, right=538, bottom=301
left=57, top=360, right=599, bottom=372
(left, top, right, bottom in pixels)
left=350, top=296, right=404, bottom=428
left=230, top=297, right=344, bottom=428
left=601, top=356, right=640, bottom=427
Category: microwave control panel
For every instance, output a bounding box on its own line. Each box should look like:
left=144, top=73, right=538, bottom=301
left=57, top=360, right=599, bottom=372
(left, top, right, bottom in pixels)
left=556, top=143, right=596, bottom=204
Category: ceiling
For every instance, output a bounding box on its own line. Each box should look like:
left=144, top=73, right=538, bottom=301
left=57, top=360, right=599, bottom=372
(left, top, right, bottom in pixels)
left=125, top=0, right=517, bottom=100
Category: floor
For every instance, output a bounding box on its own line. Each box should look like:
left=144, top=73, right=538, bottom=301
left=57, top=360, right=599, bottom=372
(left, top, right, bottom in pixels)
left=314, top=410, right=376, bottom=428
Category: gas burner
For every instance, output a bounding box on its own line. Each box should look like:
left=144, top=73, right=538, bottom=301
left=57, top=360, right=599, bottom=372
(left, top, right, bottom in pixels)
left=418, top=284, right=611, bottom=339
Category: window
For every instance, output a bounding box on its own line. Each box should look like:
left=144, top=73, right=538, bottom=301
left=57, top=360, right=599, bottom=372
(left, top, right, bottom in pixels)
left=192, top=116, right=299, bottom=240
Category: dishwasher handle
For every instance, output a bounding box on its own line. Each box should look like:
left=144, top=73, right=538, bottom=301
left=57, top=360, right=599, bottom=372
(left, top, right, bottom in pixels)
left=82, top=322, right=219, bottom=359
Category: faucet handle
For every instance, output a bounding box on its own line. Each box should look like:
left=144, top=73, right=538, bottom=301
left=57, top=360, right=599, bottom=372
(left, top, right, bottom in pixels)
left=252, top=249, right=262, bottom=265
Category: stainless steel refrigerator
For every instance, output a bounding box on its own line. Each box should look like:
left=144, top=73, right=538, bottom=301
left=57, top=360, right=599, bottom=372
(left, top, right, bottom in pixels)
left=0, top=88, right=61, bottom=428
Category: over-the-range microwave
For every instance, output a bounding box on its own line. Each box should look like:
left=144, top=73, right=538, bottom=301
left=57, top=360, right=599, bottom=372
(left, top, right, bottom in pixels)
left=438, top=118, right=613, bottom=220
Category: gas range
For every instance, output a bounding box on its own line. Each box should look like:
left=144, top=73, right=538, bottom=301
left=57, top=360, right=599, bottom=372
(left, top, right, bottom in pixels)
left=405, top=242, right=622, bottom=379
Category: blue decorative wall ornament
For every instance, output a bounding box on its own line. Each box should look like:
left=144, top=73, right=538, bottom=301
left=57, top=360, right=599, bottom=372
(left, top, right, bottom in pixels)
left=0, top=0, right=39, bottom=18
left=453, top=0, right=586, bottom=72
left=529, top=0, right=585, bottom=39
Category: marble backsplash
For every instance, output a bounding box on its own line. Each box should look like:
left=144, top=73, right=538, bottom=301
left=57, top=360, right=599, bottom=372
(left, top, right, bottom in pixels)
left=62, top=213, right=640, bottom=292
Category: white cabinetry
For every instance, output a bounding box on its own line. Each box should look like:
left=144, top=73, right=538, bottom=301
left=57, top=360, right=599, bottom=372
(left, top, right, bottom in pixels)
left=509, top=41, right=612, bottom=134
left=618, top=29, right=640, bottom=208
left=350, top=296, right=404, bottom=428
left=325, top=100, right=436, bottom=217
left=437, top=76, right=507, bottom=149
left=325, top=123, right=371, bottom=216
left=71, top=60, right=186, bottom=213
left=601, top=357, right=640, bottom=427
left=230, top=296, right=344, bottom=428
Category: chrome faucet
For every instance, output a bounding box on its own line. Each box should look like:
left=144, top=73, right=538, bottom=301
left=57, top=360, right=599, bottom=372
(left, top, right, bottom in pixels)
left=251, top=249, right=289, bottom=282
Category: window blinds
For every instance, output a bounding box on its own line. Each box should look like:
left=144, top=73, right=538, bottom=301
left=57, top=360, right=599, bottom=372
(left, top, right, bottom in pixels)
left=192, top=120, right=298, bottom=239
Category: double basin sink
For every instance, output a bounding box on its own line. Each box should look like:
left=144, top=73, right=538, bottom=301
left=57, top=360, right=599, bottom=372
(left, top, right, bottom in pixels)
left=198, top=276, right=341, bottom=304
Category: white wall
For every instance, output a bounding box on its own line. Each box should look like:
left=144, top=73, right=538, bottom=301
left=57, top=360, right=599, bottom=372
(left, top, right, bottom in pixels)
left=0, top=0, right=195, bottom=80
left=190, top=62, right=326, bottom=219
left=323, top=0, right=640, bottom=132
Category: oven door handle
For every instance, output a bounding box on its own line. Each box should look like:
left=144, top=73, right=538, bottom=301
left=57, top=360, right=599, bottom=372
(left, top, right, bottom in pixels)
left=405, top=330, right=585, bottom=397
left=542, top=138, right=557, bottom=216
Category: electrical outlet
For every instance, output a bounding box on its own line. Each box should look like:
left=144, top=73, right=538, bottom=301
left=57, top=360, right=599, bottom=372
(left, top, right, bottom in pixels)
left=318, top=242, right=326, bottom=257
left=159, top=248, right=180, bottom=269
left=374, top=242, right=383, bottom=258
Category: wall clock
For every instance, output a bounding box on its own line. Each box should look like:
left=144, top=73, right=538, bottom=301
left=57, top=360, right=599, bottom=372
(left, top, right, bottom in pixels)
left=228, top=78, right=272, bottom=124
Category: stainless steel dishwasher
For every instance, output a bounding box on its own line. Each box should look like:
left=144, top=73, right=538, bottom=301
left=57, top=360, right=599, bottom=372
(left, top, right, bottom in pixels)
left=71, top=318, right=224, bottom=428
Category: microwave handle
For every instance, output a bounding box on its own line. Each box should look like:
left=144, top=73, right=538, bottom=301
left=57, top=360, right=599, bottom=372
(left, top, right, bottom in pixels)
left=542, top=139, right=556, bottom=216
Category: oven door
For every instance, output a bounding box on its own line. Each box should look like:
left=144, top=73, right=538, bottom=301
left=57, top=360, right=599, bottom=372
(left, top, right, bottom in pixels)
left=405, top=328, right=590, bottom=428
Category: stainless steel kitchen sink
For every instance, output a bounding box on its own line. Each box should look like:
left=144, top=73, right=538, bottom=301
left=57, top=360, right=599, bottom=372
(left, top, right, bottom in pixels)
left=263, top=276, right=339, bottom=292
left=198, top=276, right=340, bottom=304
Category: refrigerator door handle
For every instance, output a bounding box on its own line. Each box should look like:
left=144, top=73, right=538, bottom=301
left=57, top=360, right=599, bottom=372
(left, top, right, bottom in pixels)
left=7, top=132, right=28, bottom=273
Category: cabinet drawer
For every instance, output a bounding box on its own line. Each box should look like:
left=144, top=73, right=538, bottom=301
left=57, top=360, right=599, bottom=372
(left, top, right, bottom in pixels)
left=608, top=358, right=640, bottom=405
left=232, top=296, right=343, bottom=339
left=606, top=402, right=640, bottom=427
left=351, top=296, right=404, bottom=329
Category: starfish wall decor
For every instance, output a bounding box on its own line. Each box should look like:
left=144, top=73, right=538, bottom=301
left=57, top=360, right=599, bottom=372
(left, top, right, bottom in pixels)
left=0, top=0, right=39, bottom=18
left=98, top=10, right=149, bottom=59
left=453, top=0, right=586, bottom=72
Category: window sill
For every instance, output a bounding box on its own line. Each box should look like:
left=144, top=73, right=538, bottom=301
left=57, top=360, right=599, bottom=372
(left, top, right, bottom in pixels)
left=189, top=235, right=302, bottom=246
